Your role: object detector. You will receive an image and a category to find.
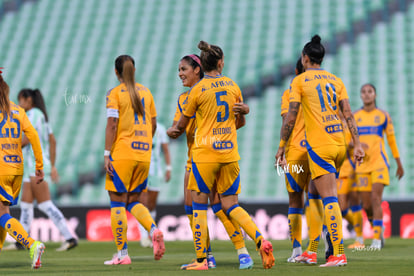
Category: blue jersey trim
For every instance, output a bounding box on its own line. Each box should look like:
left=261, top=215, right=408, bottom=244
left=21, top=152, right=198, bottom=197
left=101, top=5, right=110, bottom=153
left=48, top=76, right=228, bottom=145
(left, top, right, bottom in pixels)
left=305, top=141, right=337, bottom=173
left=286, top=173, right=302, bottom=192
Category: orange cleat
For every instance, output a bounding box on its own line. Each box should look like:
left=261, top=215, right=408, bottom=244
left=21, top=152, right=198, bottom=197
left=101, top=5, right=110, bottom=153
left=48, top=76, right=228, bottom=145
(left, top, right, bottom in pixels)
left=295, top=251, right=317, bottom=264
left=320, top=254, right=347, bottom=267
left=259, top=239, right=275, bottom=269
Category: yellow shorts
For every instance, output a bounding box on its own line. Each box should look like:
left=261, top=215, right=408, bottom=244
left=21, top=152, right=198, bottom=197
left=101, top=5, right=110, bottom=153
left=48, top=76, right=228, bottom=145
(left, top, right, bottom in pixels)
left=356, top=167, right=389, bottom=192
left=284, top=159, right=310, bottom=193
left=105, top=159, right=150, bottom=193
left=0, top=175, right=23, bottom=206
left=189, top=161, right=241, bottom=195
left=336, top=174, right=357, bottom=195
left=306, top=143, right=346, bottom=179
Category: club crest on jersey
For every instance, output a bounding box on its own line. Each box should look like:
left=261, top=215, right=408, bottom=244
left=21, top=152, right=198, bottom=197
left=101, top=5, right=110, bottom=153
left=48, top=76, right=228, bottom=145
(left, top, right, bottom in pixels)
left=3, top=155, right=21, bottom=163
left=375, top=116, right=380, bottom=123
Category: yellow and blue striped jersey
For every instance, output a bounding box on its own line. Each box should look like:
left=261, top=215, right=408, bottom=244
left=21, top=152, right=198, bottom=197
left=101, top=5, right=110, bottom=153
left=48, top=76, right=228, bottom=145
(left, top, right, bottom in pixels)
left=174, top=91, right=196, bottom=164
left=106, top=82, right=157, bottom=162
left=289, top=69, right=348, bottom=148
left=182, top=74, right=242, bottom=163
left=0, top=101, right=43, bottom=175
left=354, top=108, right=399, bottom=173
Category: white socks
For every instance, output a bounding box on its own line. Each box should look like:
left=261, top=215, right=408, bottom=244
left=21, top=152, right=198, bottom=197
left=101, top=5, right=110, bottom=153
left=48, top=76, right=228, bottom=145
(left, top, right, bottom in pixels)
left=19, top=201, right=34, bottom=233
left=237, top=247, right=249, bottom=256
left=38, top=200, right=73, bottom=240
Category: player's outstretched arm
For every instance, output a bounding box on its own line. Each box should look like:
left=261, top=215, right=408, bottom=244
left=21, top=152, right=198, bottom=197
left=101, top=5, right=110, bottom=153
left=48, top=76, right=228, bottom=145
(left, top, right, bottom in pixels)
left=167, top=114, right=190, bottom=139
left=275, top=102, right=300, bottom=166
left=339, top=99, right=364, bottom=165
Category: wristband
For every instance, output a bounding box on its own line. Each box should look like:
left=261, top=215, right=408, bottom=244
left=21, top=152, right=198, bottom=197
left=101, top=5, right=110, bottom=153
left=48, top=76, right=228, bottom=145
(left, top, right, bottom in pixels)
left=104, top=150, right=110, bottom=156
left=279, top=140, right=286, bottom=148
left=166, top=165, right=172, bottom=171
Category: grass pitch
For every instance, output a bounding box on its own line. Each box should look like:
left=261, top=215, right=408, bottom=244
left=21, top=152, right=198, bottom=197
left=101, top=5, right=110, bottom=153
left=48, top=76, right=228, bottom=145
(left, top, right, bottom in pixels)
left=0, top=238, right=413, bottom=275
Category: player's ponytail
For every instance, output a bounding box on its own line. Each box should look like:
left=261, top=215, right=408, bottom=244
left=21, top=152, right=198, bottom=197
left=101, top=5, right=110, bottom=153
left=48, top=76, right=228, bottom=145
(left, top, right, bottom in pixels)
left=115, top=55, right=144, bottom=117
left=0, top=74, right=11, bottom=116
left=302, top=34, right=325, bottom=65
left=198, top=41, right=223, bottom=72
left=32, top=89, right=49, bottom=122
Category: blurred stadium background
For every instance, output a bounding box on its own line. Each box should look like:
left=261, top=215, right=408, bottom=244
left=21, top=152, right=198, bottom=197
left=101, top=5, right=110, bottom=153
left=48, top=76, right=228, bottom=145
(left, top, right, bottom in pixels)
left=0, top=0, right=413, bottom=208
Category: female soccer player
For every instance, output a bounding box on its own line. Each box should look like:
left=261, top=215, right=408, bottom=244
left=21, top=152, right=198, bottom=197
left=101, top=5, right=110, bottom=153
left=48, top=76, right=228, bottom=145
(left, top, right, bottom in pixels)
left=173, top=54, right=253, bottom=270
left=276, top=35, right=364, bottom=267
left=138, top=122, right=171, bottom=248
left=336, top=112, right=364, bottom=249
left=0, top=71, right=45, bottom=269
left=3, top=88, right=78, bottom=252
left=280, top=58, right=310, bottom=262
left=104, top=55, right=165, bottom=265
left=280, top=58, right=326, bottom=265
left=354, top=83, right=404, bottom=249
left=168, top=42, right=275, bottom=270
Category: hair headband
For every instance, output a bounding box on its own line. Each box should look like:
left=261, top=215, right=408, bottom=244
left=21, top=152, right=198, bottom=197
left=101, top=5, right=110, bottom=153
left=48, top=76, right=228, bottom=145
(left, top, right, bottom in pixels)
left=188, top=55, right=201, bottom=67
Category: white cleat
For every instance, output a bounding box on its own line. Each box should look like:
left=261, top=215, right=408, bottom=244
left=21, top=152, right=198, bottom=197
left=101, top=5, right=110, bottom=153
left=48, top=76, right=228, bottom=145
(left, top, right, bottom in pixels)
left=369, top=239, right=382, bottom=250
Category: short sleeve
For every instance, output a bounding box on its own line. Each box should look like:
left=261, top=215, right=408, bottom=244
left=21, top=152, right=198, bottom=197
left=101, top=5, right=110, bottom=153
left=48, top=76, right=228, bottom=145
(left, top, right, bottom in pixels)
left=384, top=112, right=395, bottom=136
left=289, top=76, right=302, bottom=103
left=182, top=89, right=198, bottom=118
left=338, top=79, right=349, bottom=101
left=280, top=89, right=289, bottom=116
left=106, top=88, right=119, bottom=118
left=47, top=123, right=53, bottom=134
left=174, top=94, right=184, bottom=122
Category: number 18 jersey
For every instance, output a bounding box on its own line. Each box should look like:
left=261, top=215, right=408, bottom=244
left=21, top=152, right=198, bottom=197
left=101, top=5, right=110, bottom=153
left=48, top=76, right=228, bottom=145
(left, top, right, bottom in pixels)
left=289, top=69, right=348, bottom=148
left=183, top=74, right=241, bottom=163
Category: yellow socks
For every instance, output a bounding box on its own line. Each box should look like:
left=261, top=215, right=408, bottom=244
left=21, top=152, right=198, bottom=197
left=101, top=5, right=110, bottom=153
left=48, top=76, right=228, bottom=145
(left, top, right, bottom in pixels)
left=0, top=213, right=34, bottom=249
left=288, top=207, right=303, bottom=250
left=342, top=208, right=354, bottom=226
left=212, top=203, right=245, bottom=250
left=185, top=205, right=193, bottom=230
left=373, top=220, right=383, bottom=240
left=127, top=202, right=157, bottom=236
left=351, top=205, right=363, bottom=239
left=227, top=204, right=263, bottom=249
left=0, top=225, right=6, bottom=250
left=306, top=193, right=323, bottom=253
left=110, top=201, right=128, bottom=252
left=192, top=202, right=208, bottom=259
left=323, top=197, right=344, bottom=256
